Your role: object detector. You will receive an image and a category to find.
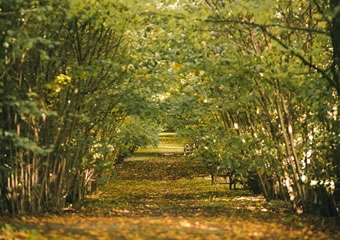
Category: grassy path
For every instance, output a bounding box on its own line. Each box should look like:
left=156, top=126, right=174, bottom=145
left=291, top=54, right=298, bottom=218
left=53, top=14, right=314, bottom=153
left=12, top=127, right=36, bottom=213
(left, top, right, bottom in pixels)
left=1, top=133, right=339, bottom=239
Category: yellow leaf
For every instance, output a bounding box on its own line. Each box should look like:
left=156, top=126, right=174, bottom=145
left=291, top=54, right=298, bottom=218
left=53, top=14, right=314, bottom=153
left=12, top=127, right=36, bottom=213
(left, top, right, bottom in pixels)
left=173, top=63, right=181, bottom=71
left=55, top=74, right=71, bottom=85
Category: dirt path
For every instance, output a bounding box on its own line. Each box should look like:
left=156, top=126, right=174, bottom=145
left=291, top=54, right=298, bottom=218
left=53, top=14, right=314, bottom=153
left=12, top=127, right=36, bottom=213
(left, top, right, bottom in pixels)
left=1, top=133, right=339, bottom=239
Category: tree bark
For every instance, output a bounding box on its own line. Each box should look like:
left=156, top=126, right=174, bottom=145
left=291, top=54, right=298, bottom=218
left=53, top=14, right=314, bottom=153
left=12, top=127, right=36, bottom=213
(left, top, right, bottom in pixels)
left=329, top=0, right=340, bottom=215
left=330, top=0, right=340, bottom=96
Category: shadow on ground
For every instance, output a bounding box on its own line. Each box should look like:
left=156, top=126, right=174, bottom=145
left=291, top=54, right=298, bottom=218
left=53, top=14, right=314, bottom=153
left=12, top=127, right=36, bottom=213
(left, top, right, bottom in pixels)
left=1, top=136, right=339, bottom=239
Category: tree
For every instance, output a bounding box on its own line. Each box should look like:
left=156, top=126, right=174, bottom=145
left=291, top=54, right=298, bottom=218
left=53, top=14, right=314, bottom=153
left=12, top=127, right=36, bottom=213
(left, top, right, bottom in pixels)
left=1, top=0, right=338, bottom=217
left=154, top=0, right=339, bottom=216
left=0, top=0, right=161, bottom=213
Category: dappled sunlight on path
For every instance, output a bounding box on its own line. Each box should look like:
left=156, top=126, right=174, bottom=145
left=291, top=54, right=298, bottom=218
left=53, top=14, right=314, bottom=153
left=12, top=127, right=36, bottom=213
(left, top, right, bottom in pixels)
left=1, top=133, right=339, bottom=239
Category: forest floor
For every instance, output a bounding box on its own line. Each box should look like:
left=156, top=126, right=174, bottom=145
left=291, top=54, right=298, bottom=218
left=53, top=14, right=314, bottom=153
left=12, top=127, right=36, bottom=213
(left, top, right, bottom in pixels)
left=1, top=133, right=340, bottom=239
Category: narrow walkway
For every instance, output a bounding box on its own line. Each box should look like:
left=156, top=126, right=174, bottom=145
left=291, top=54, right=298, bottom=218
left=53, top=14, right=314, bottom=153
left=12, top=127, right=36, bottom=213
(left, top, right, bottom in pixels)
left=1, top=133, right=339, bottom=239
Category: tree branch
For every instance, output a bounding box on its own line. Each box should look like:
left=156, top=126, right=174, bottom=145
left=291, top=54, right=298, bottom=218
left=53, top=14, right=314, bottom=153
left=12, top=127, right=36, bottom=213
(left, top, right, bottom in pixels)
left=205, top=18, right=329, bottom=35
left=313, top=0, right=332, bottom=26
left=0, top=8, right=38, bottom=16
left=141, top=11, right=328, bottom=35
left=259, top=26, right=335, bottom=88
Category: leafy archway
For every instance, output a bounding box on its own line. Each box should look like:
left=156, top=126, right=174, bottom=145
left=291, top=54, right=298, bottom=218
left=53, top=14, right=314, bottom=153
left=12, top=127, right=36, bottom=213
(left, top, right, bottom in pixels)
left=1, top=0, right=339, bottom=216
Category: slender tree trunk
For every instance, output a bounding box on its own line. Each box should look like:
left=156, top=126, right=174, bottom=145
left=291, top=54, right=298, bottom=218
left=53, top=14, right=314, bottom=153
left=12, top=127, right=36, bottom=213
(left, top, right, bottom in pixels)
left=330, top=0, right=340, bottom=96
left=256, top=170, right=269, bottom=200
left=329, top=0, right=340, bottom=214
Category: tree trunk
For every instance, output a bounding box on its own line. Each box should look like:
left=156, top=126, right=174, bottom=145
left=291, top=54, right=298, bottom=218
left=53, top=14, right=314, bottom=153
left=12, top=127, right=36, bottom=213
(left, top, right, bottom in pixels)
left=330, top=0, right=340, bottom=96
left=330, top=0, right=340, bottom=215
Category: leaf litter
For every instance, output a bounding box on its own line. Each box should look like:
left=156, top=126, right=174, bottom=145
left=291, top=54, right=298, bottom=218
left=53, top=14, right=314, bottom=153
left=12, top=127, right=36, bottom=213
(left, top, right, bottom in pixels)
left=1, top=145, right=340, bottom=239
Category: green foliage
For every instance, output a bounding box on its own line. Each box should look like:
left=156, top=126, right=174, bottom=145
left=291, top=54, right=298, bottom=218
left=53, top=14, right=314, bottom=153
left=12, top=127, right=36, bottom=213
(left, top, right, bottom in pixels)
left=153, top=0, right=339, bottom=216
left=113, top=116, right=160, bottom=163
left=0, top=0, right=164, bottom=213
left=0, top=0, right=339, bottom=217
